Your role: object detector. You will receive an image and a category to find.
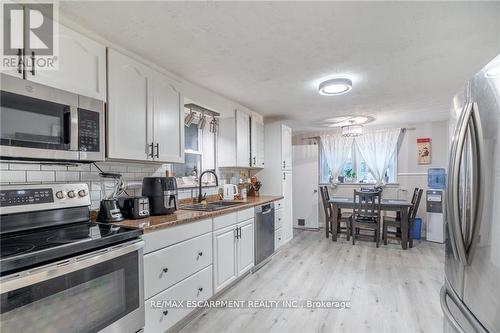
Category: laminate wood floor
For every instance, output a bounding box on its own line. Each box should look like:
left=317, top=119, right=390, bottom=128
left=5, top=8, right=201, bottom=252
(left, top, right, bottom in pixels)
left=180, top=229, right=445, bottom=333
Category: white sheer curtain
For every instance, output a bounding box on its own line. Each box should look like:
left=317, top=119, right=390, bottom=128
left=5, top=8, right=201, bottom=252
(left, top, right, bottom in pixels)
left=355, top=128, right=401, bottom=185
left=320, top=134, right=354, bottom=184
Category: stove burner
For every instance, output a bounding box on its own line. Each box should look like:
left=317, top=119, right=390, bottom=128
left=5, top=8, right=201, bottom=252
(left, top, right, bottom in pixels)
left=1, top=244, right=36, bottom=257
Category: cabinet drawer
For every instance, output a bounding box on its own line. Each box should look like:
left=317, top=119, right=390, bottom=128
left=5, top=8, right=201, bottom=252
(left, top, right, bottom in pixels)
left=238, top=208, right=254, bottom=222
left=275, top=199, right=284, bottom=210
left=144, top=265, right=213, bottom=333
left=275, top=209, right=283, bottom=230
left=275, top=228, right=283, bottom=250
left=144, top=232, right=212, bottom=299
left=213, top=212, right=237, bottom=230
left=143, top=218, right=212, bottom=254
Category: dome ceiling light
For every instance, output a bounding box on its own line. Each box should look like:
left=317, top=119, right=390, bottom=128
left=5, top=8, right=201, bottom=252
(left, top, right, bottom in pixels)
left=318, top=77, right=352, bottom=95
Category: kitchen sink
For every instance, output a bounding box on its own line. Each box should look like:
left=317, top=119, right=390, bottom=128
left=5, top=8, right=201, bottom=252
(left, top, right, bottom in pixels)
left=180, top=201, right=245, bottom=212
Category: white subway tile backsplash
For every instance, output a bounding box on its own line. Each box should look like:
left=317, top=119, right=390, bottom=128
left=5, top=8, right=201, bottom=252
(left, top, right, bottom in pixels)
left=26, top=171, right=55, bottom=182
left=80, top=172, right=100, bottom=181
left=0, top=170, right=26, bottom=183
left=41, top=165, right=68, bottom=171
left=55, top=171, right=80, bottom=182
left=9, top=163, right=41, bottom=171
left=67, top=164, right=91, bottom=172
left=0, top=163, right=9, bottom=170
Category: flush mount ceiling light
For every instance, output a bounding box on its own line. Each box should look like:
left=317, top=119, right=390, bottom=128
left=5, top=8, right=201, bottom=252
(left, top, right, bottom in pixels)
left=319, top=78, right=353, bottom=95
left=485, top=66, right=500, bottom=78
left=341, top=122, right=364, bottom=137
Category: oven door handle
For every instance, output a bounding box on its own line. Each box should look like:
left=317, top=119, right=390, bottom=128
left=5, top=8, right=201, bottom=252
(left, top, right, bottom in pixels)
left=0, top=239, right=144, bottom=293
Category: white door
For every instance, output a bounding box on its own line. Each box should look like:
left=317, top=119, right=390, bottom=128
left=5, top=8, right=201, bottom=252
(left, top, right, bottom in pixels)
left=213, top=225, right=237, bottom=292
left=292, top=145, right=319, bottom=229
left=281, top=125, right=292, bottom=170
left=28, top=24, right=106, bottom=100
left=281, top=171, right=294, bottom=242
left=152, top=72, right=184, bottom=163
left=107, top=49, right=151, bottom=161
left=236, top=110, right=250, bottom=167
left=237, top=219, right=255, bottom=276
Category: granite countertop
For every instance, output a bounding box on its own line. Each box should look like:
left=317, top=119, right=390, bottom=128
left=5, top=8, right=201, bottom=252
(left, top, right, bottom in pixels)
left=113, top=195, right=283, bottom=233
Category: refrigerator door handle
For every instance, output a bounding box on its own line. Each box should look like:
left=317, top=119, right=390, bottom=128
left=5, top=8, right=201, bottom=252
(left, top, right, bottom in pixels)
left=440, top=283, right=489, bottom=333
left=440, top=286, right=468, bottom=333
left=464, top=103, right=485, bottom=264
left=447, top=100, right=473, bottom=265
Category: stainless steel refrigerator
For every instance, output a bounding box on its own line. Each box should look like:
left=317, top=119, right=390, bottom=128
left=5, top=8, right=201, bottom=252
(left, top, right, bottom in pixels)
left=442, top=54, right=500, bottom=333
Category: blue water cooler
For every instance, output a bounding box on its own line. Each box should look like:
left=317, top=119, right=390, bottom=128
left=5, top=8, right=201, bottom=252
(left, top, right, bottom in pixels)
left=426, top=168, right=446, bottom=243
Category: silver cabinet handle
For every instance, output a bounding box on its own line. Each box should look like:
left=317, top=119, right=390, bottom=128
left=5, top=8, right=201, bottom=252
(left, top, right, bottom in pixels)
left=30, top=51, right=35, bottom=75
left=163, top=310, right=168, bottom=316
left=197, top=287, right=203, bottom=297
left=155, top=143, right=159, bottom=158
left=148, top=142, right=154, bottom=158
left=196, top=251, right=203, bottom=260
left=17, top=49, right=22, bottom=74
left=162, top=267, right=168, bottom=273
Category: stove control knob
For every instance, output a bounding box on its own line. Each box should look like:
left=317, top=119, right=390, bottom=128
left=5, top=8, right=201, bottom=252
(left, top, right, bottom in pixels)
left=67, top=190, right=76, bottom=198
left=55, top=191, right=65, bottom=199
left=78, top=189, right=88, bottom=197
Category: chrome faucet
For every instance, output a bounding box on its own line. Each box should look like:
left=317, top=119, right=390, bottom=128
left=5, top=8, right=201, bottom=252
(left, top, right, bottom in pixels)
left=198, top=169, right=218, bottom=203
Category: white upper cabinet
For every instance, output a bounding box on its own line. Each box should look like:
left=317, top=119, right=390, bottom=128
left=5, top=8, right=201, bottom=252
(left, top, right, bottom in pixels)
left=151, top=72, right=184, bottom=163
left=107, top=49, right=183, bottom=163
left=281, top=124, right=293, bottom=170
left=251, top=117, right=265, bottom=168
left=28, top=24, right=106, bottom=100
left=236, top=110, right=251, bottom=167
left=107, top=49, right=151, bottom=161
left=218, top=109, right=252, bottom=168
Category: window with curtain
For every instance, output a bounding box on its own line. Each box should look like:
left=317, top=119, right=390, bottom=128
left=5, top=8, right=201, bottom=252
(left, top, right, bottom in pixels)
left=320, top=144, right=397, bottom=184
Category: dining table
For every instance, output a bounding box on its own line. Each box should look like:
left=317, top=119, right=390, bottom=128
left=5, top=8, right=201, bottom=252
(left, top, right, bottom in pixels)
left=328, top=197, right=414, bottom=249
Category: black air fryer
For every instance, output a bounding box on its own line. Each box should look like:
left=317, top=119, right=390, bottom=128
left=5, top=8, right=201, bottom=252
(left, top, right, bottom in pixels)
left=142, top=177, right=178, bottom=215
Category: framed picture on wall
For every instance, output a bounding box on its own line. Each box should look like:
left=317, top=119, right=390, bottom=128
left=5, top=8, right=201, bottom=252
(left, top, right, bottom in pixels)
left=417, top=138, right=431, bottom=164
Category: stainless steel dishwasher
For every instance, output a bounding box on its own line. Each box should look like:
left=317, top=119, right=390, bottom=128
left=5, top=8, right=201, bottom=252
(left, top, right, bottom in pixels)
left=254, top=202, right=275, bottom=269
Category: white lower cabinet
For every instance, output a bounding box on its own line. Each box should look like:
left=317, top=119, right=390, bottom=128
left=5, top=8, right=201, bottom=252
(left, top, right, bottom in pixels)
left=144, top=265, right=213, bottom=333
left=213, top=217, right=255, bottom=293
left=275, top=227, right=283, bottom=251
left=144, top=232, right=212, bottom=299
left=237, top=219, right=255, bottom=276
left=213, top=224, right=238, bottom=292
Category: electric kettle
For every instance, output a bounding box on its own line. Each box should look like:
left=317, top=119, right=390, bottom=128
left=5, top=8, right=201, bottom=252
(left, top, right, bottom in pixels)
left=223, top=184, right=238, bottom=200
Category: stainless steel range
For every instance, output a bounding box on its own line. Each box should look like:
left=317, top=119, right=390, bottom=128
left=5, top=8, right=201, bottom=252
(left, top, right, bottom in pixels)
left=0, top=183, right=145, bottom=333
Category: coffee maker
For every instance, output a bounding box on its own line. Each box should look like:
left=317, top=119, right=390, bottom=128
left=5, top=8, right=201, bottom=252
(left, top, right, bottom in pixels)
left=142, top=177, right=178, bottom=215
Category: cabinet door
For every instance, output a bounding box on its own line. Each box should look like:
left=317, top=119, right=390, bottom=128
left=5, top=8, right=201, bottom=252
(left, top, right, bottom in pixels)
left=152, top=72, right=184, bottom=163
left=281, top=124, right=293, bottom=170
left=213, top=225, right=237, bottom=292
left=107, top=49, right=152, bottom=161
left=236, top=109, right=250, bottom=167
left=251, top=117, right=265, bottom=168
left=28, top=24, right=106, bottom=100
left=237, top=219, right=255, bottom=276
left=281, top=171, right=293, bottom=242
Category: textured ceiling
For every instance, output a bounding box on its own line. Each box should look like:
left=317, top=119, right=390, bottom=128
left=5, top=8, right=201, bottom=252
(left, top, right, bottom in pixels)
left=60, top=1, right=500, bottom=130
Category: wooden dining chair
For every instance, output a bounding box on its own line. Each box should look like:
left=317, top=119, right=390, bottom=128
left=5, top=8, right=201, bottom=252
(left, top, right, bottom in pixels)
left=350, top=189, right=382, bottom=247
left=382, top=188, right=423, bottom=246
left=320, top=186, right=350, bottom=241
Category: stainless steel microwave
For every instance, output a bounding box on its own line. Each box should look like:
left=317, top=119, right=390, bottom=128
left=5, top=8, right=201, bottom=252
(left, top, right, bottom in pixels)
left=0, top=74, right=104, bottom=162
